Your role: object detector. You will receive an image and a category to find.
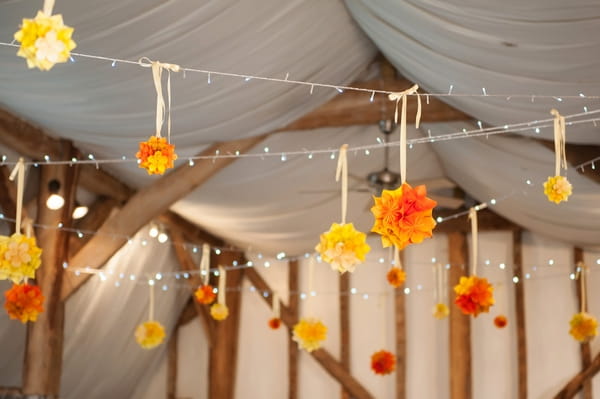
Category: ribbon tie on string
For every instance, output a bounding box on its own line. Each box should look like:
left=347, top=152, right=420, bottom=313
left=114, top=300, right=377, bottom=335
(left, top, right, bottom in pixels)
left=336, top=144, right=349, bottom=224
left=138, top=57, right=180, bottom=142
left=217, top=266, right=227, bottom=306
left=200, top=243, right=211, bottom=286
left=468, top=204, right=488, bottom=276
left=550, top=109, right=567, bottom=176
left=9, top=158, right=26, bottom=234
left=388, top=84, right=421, bottom=184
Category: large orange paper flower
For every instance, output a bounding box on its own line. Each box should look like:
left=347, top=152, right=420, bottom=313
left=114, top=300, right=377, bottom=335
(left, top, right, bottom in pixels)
left=0, top=234, right=42, bottom=284
left=268, top=317, right=281, bottom=330
left=454, top=276, right=494, bottom=317
left=315, top=223, right=370, bottom=273
left=4, top=283, right=44, bottom=323
left=494, top=315, right=508, bottom=329
left=136, top=136, right=177, bottom=175
left=386, top=267, right=406, bottom=288
left=293, top=318, right=327, bottom=352
left=371, top=350, right=396, bottom=375
left=135, top=320, right=166, bottom=349
left=194, top=285, right=216, bottom=305
left=543, top=176, right=572, bottom=204
left=371, top=183, right=437, bottom=250
left=569, top=312, right=598, bottom=342
left=210, top=303, right=229, bottom=321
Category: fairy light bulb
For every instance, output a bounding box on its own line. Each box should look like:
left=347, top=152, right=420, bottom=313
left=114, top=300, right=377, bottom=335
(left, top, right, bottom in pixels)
left=148, top=224, right=159, bottom=238
left=157, top=232, right=168, bottom=243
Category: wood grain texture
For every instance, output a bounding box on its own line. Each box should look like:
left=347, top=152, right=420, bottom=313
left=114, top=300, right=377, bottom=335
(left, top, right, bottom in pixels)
left=512, top=230, right=528, bottom=399
left=554, top=353, right=600, bottom=399
left=340, top=272, right=351, bottom=399
left=573, top=247, right=592, bottom=399
left=395, top=252, right=406, bottom=399
left=288, top=260, right=299, bottom=399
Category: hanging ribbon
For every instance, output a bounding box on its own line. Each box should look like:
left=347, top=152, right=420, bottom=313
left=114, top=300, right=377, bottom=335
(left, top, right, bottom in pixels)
left=138, top=58, right=180, bottom=142
left=469, top=207, right=478, bottom=276
left=22, top=218, right=33, bottom=238
left=9, top=158, right=25, bottom=235
left=200, top=243, right=210, bottom=286
left=388, top=84, right=421, bottom=185
left=217, top=266, right=226, bottom=306
left=550, top=109, right=567, bottom=177
left=394, top=246, right=402, bottom=270
left=272, top=291, right=280, bottom=319
left=336, top=144, right=349, bottom=224
left=578, top=262, right=588, bottom=313
left=43, top=0, right=55, bottom=15
left=148, top=281, right=155, bottom=321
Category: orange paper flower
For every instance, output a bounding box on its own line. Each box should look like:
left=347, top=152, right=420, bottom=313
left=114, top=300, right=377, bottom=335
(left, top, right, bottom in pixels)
left=386, top=267, right=406, bottom=288
left=494, top=315, right=508, bottom=328
left=268, top=317, right=281, bottom=330
left=210, top=303, right=229, bottom=321
left=371, top=350, right=396, bottom=375
left=433, top=303, right=449, bottom=320
left=569, top=312, right=598, bottom=342
left=371, top=183, right=437, bottom=250
left=135, top=320, right=166, bottom=349
left=136, top=136, right=177, bottom=175
left=4, top=283, right=44, bottom=323
left=454, top=276, right=494, bottom=317
left=194, top=285, right=216, bottom=305
left=292, top=318, right=327, bottom=352
left=543, top=175, right=572, bottom=204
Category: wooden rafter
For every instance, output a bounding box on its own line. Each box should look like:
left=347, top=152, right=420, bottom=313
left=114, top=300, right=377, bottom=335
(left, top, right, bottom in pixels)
left=512, top=230, right=528, bottom=399
left=288, top=259, right=299, bottom=399
left=339, top=273, right=351, bottom=399
left=395, top=251, right=406, bottom=399
left=554, top=352, right=600, bottom=399
left=573, top=247, right=592, bottom=399
left=68, top=196, right=118, bottom=257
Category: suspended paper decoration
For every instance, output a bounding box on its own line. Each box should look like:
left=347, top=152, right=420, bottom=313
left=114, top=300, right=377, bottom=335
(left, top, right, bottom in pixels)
left=268, top=292, right=281, bottom=330
left=543, top=110, right=572, bottom=203
left=210, top=266, right=229, bottom=321
left=136, top=59, right=179, bottom=175
left=569, top=263, right=597, bottom=342
left=494, top=315, right=508, bottom=329
left=4, top=283, right=44, bottom=323
left=0, top=159, right=42, bottom=284
left=316, top=145, right=370, bottom=273
left=13, top=0, right=76, bottom=71
left=432, top=263, right=449, bottom=319
left=268, top=318, right=281, bottom=330
left=433, top=303, right=449, bottom=320
left=292, top=318, right=327, bottom=352
left=454, top=207, right=494, bottom=317
left=386, top=247, right=405, bottom=288
left=370, top=350, right=396, bottom=375
left=194, top=244, right=216, bottom=305
left=135, top=281, right=166, bottom=349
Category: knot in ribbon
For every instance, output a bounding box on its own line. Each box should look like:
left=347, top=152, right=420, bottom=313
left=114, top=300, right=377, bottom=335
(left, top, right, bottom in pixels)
left=388, top=84, right=421, bottom=184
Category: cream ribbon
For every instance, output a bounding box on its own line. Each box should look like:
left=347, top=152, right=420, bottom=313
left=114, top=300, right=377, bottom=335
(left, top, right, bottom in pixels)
left=550, top=109, right=567, bottom=177
left=9, top=158, right=25, bottom=235
left=394, top=246, right=402, bottom=270
left=388, top=84, right=421, bottom=185
left=148, top=281, right=155, bottom=321
left=577, top=262, right=588, bottom=313
left=217, top=266, right=226, bottom=306
left=336, top=144, right=349, bottom=224
left=22, top=218, right=34, bottom=238
left=272, top=291, right=280, bottom=319
left=43, top=0, right=55, bottom=15
left=468, top=207, right=478, bottom=276
left=200, top=243, right=210, bottom=286
left=139, top=58, right=180, bottom=142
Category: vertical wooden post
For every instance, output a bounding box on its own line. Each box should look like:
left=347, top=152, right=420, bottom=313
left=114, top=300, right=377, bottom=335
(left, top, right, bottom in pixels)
left=573, top=247, right=592, bottom=399
left=340, top=273, right=351, bottom=399
left=512, top=230, right=528, bottom=399
left=288, top=259, right=299, bottom=399
left=167, top=326, right=179, bottom=399
left=448, top=232, right=471, bottom=399
left=395, top=252, right=406, bottom=399
left=208, top=250, right=245, bottom=399
left=23, top=144, right=78, bottom=397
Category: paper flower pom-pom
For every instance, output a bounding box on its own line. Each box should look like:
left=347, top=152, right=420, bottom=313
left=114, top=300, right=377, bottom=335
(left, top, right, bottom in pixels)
left=543, top=176, right=572, bottom=204
left=386, top=267, right=406, bottom=288
left=135, top=321, right=166, bottom=349
left=136, top=136, right=178, bottom=175
left=454, top=276, right=494, bottom=317
left=292, top=318, right=327, bottom=352
left=494, top=315, right=508, bottom=328
left=371, top=183, right=437, bottom=250
left=370, top=350, right=396, bottom=375
left=315, top=223, right=370, bottom=273
left=268, top=317, right=281, bottom=330
left=4, top=283, right=44, bottom=323
left=569, top=312, right=598, bottom=342
left=433, top=303, right=449, bottom=320
left=194, top=285, right=216, bottom=305
left=14, top=11, right=76, bottom=71
left=0, top=234, right=42, bottom=284
left=210, top=303, right=229, bottom=321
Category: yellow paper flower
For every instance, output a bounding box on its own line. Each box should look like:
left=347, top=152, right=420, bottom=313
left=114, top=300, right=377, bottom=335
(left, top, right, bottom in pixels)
left=543, top=175, right=572, bottom=204
left=0, top=234, right=42, bottom=284
left=292, top=317, right=327, bottom=352
left=315, top=223, right=370, bottom=273
left=136, top=136, right=178, bottom=175
left=210, top=303, right=229, bottom=321
left=569, top=312, right=598, bottom=342
left=135, top=320, right=166, bottom=349
left=433, top=303, right=449, bottom=320
left=454, top=276, right=494, bottom=317
left=14, top=11, right=76, bottom=71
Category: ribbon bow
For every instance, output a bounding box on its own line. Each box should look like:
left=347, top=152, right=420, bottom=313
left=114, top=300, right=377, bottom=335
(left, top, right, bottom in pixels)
left=550, top=109, right=567, bottom=176
left=388, top=84, right=421, bottom=184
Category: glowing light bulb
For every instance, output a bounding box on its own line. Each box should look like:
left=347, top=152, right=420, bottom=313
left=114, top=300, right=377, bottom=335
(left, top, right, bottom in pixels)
left=148, top=224, right=159, bottom=238
left=46, top=194, right=65, bottom=210
left=157, top=233, right=168, bottom=243
left=72, top=205, right=88, bottom=219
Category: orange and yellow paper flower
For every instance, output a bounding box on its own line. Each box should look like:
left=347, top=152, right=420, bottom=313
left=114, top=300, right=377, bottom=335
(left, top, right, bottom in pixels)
left=494, top=315, right=508, bottom=329
left=315, top=223, right=370, bottom=273
left=569, top=312, right=598, bottom=342
left=370, top=350, right=396, bottom=375
left=371, top=183, right=437, bottom=250
left=433, top=303, right=449, bottom=320
left=386, top=267, right=406, bottom=288
left=543, top=176, right=572, bottom=204
left=210, top=303, right=229, bottom=321
left=454, top=276, right=494, bottom=317
left=292, top=318, right=327, bottom=352
left=14, top=11, right=76, bottom=71
left=136, top=136, right=177, bottom=175
left=0, top=234, right=42, bottom=284
left=194, top=285, right=216, bottom=305
left=268, top=317, right=281, bottom=330
left=135, top=320, right=166, bottom=349
left=4, top=283, right=44, bottom=323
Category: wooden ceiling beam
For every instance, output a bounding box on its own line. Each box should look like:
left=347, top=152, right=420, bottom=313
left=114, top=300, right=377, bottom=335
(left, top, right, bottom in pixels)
left=433, top=208, right=521, bottom=234
left=67, top=196, right=119, bottom=258
left=554, top=352, right=600, bottom=399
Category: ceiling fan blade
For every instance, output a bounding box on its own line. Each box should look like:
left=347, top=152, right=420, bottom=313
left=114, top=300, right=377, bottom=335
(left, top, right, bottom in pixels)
left=429, top=194, right=464, bottom=209
left=411, top=177, right=456, bottom=191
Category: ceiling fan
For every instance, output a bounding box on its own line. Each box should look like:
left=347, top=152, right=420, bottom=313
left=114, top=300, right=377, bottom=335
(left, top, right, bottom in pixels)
left=300, top=120, right=465, bottom=210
